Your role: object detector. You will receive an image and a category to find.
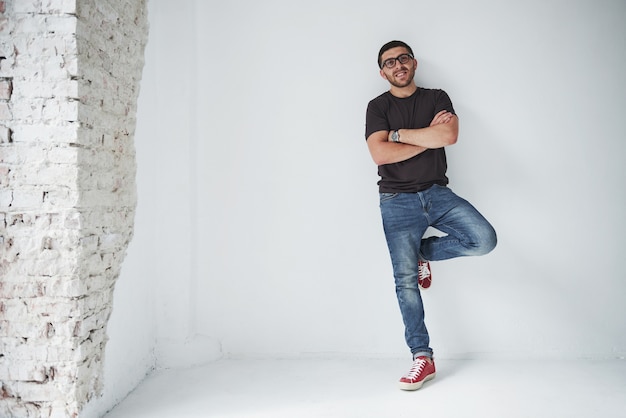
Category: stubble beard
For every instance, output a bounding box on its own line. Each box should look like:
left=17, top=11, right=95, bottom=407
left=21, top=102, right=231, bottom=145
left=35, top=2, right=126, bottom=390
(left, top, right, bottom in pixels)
left=388, top=66, right=415, bottom=88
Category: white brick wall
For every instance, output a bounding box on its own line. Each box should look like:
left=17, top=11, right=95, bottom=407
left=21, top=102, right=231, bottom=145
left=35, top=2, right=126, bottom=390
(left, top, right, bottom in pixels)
left=0, top=0, right=149, bottom=416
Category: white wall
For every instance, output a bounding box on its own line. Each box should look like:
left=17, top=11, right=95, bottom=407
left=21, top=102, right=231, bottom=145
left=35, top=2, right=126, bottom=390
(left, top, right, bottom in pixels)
left=98, top=2, right=626, bottom=412
left=191, top=0, right=626, bottom=359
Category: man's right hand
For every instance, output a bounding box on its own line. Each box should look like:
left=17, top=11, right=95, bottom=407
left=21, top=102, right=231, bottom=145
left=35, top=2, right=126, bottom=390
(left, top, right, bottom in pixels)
left=430, top=110, right=454, bottom=126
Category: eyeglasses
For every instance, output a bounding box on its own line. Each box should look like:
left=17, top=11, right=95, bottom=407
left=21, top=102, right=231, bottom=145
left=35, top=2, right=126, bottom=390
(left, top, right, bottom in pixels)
left=380, top=53, right=414, bottom=69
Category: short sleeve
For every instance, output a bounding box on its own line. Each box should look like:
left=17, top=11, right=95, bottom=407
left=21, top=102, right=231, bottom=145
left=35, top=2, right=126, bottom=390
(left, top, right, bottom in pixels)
left=365, top=98, right=390, bottom=140
left=434, top=90, right=456, bottom=116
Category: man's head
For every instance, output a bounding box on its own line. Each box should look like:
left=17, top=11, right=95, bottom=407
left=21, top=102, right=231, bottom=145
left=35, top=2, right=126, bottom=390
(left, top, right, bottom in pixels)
left=377, top=40, right=414, bottom=69
left=378, top=40, right=418, bottom=89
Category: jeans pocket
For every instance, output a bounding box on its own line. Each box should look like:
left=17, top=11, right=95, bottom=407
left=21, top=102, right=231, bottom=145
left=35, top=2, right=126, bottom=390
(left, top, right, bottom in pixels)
left=379, top=192, right=399, bottom=203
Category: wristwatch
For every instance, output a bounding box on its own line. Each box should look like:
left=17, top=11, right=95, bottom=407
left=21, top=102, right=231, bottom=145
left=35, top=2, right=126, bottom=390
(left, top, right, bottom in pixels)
left=391, top=129, right=400, bottom=143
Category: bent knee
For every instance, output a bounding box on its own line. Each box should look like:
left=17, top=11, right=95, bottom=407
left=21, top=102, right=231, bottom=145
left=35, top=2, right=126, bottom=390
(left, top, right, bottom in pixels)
left=473, top=226, right=497, bottom=255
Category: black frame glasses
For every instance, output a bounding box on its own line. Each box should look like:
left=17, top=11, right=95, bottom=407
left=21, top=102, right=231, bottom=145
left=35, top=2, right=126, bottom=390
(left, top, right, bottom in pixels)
left=381, top=53, right=414, bottom=69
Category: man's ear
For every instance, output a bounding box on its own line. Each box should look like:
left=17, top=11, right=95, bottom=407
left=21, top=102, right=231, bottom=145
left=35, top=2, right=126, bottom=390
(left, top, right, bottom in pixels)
left=379, top=68, right=388, bottom=80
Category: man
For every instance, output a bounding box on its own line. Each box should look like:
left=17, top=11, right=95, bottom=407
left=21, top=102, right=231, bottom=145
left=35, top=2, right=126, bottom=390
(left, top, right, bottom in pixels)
left=365, top=40, right=497, bottom=391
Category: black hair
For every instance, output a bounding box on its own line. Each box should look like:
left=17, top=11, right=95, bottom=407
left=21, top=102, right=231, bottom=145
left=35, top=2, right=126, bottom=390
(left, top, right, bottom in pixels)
left=377, top=40, right=414, bottom=69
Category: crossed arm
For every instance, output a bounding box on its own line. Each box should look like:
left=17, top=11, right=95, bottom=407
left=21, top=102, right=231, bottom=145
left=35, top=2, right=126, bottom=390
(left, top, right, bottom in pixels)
left=366, top=110, right=458, bottom=166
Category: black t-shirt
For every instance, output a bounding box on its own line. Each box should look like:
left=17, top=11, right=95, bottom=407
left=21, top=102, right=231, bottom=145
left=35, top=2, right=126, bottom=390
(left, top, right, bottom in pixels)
left=365, top=87, right=456, bottom=193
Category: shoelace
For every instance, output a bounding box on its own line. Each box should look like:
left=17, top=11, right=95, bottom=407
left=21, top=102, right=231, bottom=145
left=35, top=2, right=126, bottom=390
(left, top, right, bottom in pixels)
left=404, top=358, right=427, bottom=379
left=418, top=262, right=430, bottom=280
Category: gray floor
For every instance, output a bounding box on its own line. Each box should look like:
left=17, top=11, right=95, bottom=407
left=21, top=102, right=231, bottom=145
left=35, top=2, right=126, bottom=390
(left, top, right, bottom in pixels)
left=105, top=357, right=626, bottom=417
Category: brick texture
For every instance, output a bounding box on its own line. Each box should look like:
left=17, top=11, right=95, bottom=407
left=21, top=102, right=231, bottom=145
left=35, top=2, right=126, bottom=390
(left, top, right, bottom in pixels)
left=0, top=0, right=149, bottom=416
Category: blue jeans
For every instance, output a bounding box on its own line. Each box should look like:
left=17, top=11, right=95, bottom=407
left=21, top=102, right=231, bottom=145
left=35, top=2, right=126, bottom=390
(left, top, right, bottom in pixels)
left=379, top=184, right=497, bottom=358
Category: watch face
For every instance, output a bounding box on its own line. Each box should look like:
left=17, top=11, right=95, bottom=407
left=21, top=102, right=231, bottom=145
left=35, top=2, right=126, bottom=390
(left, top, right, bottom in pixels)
left=392, top=131, right=399, bottom=141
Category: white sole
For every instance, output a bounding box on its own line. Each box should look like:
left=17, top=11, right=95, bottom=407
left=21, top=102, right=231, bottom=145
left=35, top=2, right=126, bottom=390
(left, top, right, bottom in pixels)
left=398, top=372, right=436, bottom=391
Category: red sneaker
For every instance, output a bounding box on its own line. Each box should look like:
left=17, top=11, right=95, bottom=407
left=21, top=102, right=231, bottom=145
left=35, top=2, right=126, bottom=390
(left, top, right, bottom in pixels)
left=398, top=356, right=436, bottom=391
left=418, top=260, right=432, bottom=290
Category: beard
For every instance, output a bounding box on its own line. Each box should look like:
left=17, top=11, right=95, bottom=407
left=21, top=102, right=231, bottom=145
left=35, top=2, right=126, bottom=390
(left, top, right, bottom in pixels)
left=387, top=66, right=415, bottom=88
